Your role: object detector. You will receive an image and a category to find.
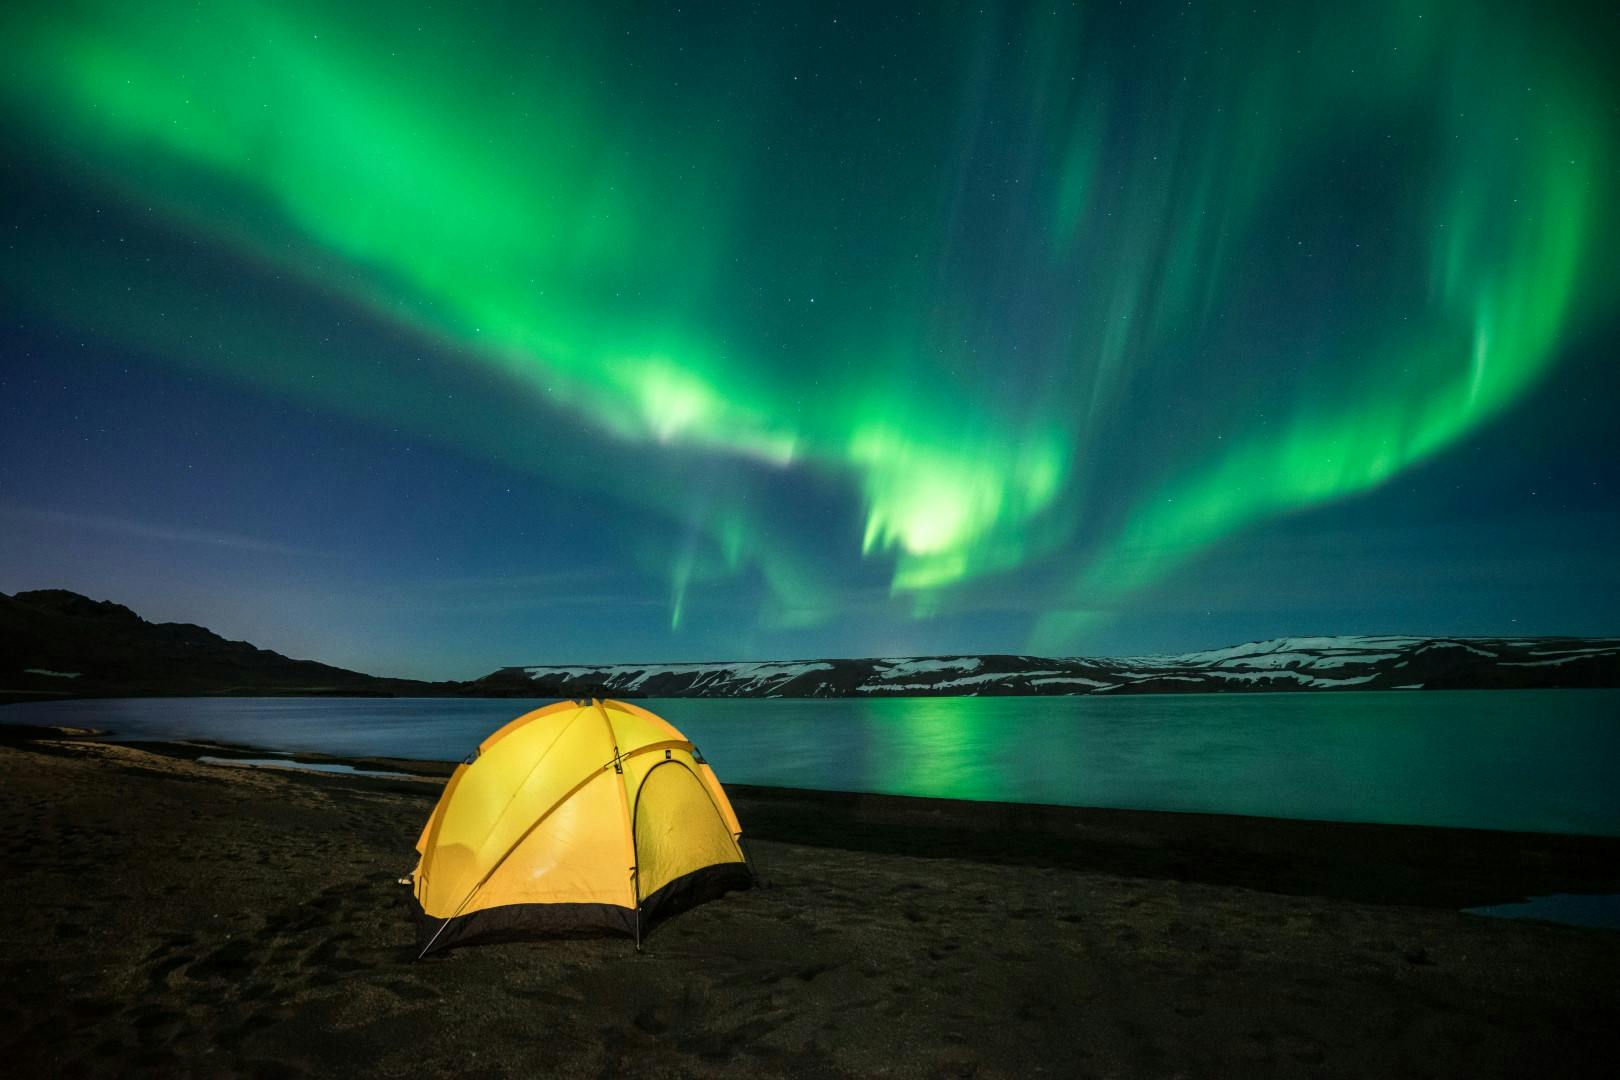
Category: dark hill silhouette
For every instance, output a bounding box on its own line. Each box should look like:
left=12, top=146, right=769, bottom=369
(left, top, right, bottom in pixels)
left=0, top=589, right=456, bottom=703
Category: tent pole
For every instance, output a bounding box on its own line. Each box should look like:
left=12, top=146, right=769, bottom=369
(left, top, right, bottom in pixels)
left=417, top=917, right=452, bottom=961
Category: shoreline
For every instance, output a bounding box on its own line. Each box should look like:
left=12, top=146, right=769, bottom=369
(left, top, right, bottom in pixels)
left=2, top=724, right=1617, bottom=1075
left=8, top=719, right=1620, bottom=911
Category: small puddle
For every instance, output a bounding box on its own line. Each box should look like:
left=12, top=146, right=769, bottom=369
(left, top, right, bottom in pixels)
left=197, top=756, right=416, bottom=780
left=1463, top=893, right=1620, bottom=931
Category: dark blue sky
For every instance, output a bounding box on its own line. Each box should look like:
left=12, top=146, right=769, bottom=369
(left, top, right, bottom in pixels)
left=2, top=0, right=1616, bottom=679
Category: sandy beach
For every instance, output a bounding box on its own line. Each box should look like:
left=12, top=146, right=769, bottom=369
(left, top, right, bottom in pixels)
left=2, top=724, right=1617, bottom=1078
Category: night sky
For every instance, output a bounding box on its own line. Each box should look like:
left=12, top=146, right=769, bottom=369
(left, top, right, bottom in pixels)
left=2, top=1, right=1616, bottom=680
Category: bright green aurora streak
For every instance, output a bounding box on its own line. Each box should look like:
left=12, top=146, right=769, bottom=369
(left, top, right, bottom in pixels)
left=2, top=1, right=1613, bottom=646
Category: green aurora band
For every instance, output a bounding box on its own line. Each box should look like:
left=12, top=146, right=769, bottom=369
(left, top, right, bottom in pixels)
left=2, top=1, right=1614, bottom=645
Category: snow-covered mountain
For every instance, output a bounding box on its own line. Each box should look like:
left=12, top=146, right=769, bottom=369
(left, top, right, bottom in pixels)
left=483, top=635, right=1620, bottom=698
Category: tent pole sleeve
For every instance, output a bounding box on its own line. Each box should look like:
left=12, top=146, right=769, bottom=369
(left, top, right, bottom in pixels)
left=595, top=699, right=641, bottom=947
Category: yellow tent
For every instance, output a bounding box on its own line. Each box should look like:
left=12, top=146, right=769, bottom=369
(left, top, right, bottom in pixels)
left=408, top=698, right=751, bottom=955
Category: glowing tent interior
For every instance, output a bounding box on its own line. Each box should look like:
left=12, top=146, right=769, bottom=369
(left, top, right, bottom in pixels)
left=408, top=699, right=752, bottom=955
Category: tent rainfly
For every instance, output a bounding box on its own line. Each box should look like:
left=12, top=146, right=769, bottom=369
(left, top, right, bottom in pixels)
left=408, top=698, right=752, bottom=956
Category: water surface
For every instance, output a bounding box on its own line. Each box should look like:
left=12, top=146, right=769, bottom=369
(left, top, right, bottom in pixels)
left=195, top=756, right=416, bottom=780
left=1463, top=893, right=1620, bottom=931
left=6, top=690, right=1617, bottom=835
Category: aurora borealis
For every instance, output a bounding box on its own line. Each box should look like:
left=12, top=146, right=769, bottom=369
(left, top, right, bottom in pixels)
left=1, top=1, right=1616, bottom=678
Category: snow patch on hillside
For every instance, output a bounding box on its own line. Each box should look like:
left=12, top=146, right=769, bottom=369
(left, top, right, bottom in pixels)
left=872, top=657, right=984, bottom=678
left=856, top=670, right=1013, bottom=693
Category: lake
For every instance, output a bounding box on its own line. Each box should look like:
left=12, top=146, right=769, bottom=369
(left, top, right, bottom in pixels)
left=6, top=690, right=1618, bottom=836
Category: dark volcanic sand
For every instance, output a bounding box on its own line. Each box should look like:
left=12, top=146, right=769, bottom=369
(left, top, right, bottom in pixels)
left=1, top=727, right=1617, bottom=1078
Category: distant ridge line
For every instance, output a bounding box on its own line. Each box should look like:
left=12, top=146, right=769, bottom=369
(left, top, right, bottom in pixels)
left=4, top=590, right=1615, bottom=703
left=494, top=635, right=1620, bottom=699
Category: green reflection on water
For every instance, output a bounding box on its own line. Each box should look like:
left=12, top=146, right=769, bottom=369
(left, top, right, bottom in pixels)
left=838, top=690, right=1620, bottom=836
left=859, top=696, right=1076, bottom=804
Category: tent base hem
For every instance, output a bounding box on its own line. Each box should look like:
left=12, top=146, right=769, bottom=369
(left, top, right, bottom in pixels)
left=413, top=861, right=752, bottom=955
left=641, top=860, right=754, bottom=927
